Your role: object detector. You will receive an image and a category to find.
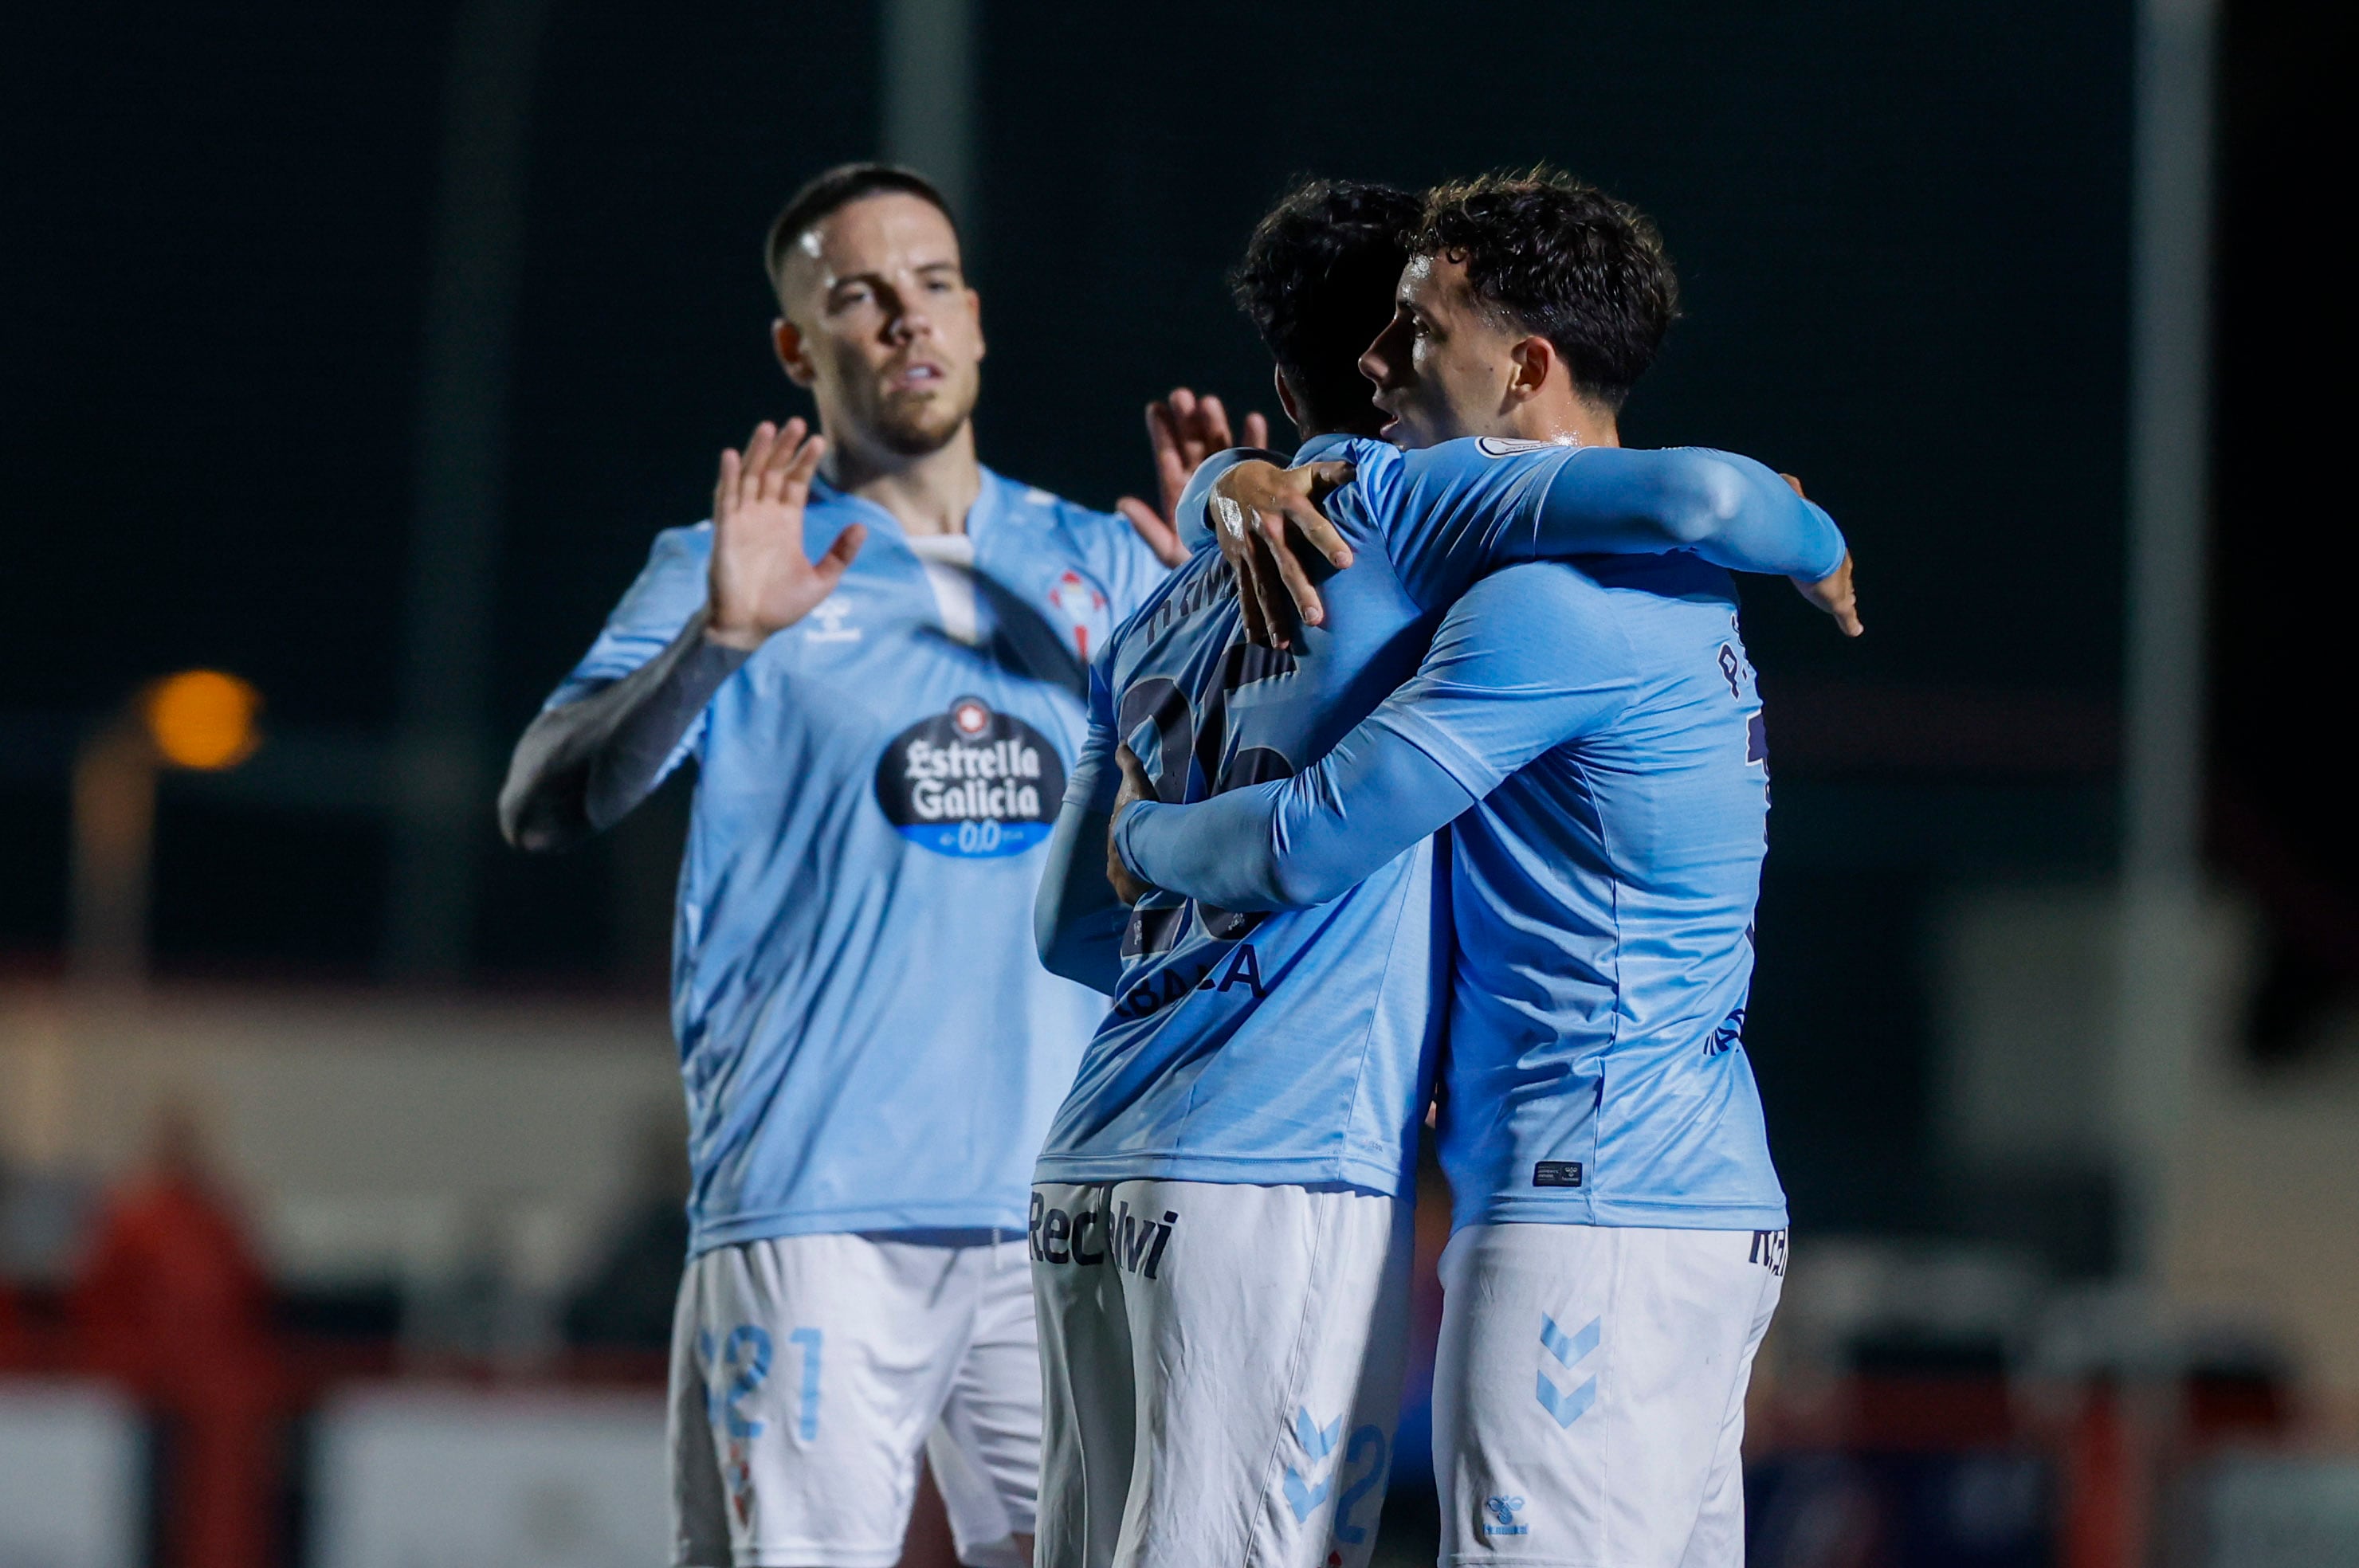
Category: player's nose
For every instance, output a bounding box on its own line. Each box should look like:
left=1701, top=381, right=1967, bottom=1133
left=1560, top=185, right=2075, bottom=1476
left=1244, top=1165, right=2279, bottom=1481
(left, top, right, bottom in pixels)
left=1359, top=319, right=1406, bottom=388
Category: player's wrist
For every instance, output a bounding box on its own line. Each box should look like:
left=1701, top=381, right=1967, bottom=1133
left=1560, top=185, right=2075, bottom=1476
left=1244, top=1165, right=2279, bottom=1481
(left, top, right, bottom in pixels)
left=703, top=602, right=790, bottom=651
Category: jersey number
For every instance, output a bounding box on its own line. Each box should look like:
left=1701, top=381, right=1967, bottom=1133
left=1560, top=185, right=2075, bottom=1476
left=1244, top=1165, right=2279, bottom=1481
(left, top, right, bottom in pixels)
left=1117, top=643, right=1296, bottom=951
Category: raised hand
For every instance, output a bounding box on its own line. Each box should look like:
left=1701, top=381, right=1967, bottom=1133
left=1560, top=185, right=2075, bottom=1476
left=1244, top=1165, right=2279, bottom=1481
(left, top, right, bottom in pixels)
left=1208, top=458, right=1356, bottom=650
left=705, top=418, right=865, bottom=652
left=1115, top=387, right=1274, bottom=568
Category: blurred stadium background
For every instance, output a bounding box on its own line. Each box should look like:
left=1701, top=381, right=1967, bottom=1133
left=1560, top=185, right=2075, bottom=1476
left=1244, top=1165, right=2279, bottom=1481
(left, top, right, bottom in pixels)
left=3, top=0, right=2354, bottom=1563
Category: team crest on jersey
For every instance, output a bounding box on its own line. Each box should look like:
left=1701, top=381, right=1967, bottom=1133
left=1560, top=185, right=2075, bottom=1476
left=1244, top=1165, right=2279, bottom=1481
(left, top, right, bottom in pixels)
left=1043, top=569, right=1112, bottom=661
left=875, top=696, right=1065, bottom=857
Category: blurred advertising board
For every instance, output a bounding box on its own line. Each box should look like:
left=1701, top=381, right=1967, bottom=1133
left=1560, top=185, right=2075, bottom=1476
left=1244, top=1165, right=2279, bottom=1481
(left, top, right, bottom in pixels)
left=309, top=1386, right=665, bottom=1568
left=0, top=1381, right=144, bottom=1568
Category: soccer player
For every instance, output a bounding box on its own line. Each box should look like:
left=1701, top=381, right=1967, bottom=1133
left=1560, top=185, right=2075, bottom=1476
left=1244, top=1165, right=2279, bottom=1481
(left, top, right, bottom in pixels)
left=1114, top=171, right=1842, bottom=1566
left=1029, top=178, right=1848, bottom=1568
left=499, top=163, right=1186, bottom=1568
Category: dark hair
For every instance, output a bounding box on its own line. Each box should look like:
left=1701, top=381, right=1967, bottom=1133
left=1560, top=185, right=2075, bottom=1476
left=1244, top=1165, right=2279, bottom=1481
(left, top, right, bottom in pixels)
left=764, top=163, right=959, bottom=297
left=1415, top=169, right=1678, bottom=411
left=1228, top=178, right=1424, bottom=433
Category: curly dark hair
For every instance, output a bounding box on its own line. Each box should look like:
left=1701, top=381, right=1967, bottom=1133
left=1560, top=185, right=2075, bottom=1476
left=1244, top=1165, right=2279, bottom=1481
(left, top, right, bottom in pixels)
left=1416, top=169, right=1679, bottom=412
left=1229, top=178, right=1424, bottom=434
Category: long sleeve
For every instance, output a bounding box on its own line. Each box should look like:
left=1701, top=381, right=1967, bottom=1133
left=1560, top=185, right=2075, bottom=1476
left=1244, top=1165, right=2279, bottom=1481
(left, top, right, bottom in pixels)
left=1117, top=563, right=1637, bottom=910
left=1033, top=656, right=1130, bottom=992
left=499, top=610, right=748, bottom=851
left=497, top=525, right=740, bottom=853
left=1523, top=445, right=1847, bottom=581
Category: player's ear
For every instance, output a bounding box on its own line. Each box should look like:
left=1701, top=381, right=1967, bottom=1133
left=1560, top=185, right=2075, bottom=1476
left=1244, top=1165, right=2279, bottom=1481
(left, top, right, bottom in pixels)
left=968, top=284, right=985, bottom=363
left=774, top=317, right=816, bottom=387
left=1505, top=335, right=1556, bottom=405
left=1272, top=365, right=1302, bottom=435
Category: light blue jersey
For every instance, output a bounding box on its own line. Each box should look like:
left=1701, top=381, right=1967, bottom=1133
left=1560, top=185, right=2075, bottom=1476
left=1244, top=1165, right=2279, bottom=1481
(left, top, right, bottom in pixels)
left=1119, top=557, right=1788, bottom=1233
left=1038, top=435, right=1839, bottom=1199
left=548, top=468, right=1167, bottom=1254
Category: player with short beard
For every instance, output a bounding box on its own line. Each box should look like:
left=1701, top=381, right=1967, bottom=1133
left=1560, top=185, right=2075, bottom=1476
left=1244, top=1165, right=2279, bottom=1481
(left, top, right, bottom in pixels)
left=499, top=163, right=1210, bottom=1568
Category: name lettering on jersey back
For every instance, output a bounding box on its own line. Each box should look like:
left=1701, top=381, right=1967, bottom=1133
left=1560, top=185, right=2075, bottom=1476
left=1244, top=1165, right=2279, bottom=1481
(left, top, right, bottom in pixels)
left=1110, top=941, right=1267, bottom=1021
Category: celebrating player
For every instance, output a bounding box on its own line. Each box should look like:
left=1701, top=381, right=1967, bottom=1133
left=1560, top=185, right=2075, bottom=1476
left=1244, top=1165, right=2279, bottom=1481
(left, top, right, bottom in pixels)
left=1117, top=171, right=1851, bottom=1566
left=1028, top=178, right=1850, bottom=1568
left=499, top=163, right=1191, bottom=1568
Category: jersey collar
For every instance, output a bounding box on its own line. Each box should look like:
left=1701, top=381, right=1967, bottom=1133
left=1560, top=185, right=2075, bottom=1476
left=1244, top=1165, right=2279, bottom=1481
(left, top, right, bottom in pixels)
left=805, top=464, right=1009, bottom=555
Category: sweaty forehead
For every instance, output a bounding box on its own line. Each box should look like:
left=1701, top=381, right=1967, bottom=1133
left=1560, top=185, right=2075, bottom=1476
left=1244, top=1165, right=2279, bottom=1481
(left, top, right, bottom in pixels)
left=1399, top=250, right=1475, bottom=312
left=783, top=193, right=961, bottom=296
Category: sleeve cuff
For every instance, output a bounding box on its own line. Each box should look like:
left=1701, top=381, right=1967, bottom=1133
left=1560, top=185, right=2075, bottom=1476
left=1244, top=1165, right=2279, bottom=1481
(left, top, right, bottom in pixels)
left=1112, top=801, right=1157, bottom=885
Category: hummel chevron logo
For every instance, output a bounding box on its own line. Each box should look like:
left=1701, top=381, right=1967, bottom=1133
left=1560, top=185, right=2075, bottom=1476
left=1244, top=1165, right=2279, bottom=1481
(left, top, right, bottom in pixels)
left=1282, top=1407, right=1344, bottom=1521
left=1536, top=1314, right=1600, bottom=1428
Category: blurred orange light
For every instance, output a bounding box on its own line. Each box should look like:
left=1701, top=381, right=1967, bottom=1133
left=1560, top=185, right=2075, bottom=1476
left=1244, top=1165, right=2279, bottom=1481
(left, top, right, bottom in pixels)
left=143, top=670, right=262, bottom=770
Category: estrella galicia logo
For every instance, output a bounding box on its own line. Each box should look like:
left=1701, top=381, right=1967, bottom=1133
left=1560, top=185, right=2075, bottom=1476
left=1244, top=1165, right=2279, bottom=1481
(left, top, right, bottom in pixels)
left=1482, top=1495, right=1529, bottom=1536
left=875, top=696, right=1064, bottom=857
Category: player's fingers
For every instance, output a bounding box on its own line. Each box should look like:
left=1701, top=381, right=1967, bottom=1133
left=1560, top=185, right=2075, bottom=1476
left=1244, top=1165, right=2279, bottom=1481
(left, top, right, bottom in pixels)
left=1116, top=497, right=1187, bottom=569
left=1284, top=493, right=1353, bottom=569
left=739, top=422, right=778, bottom=507
left=1250, top=534, right=1301, bottom=649
left=757, top=417, right=807, bottom=502
left=1779, top=472, right=1807, bottom=498
left=1243, top=410, right=1270, bottom=450
left=1196, top=393, right=1233, bottom=456
left=1144, top=398, right=1181, bottom=457
left=1146, top=401, right=1189, bottom=498
left=813, top=521, right=865, bottom=588
left=1261, top=509, right=1326, bottom=629
left=715, top=448, right=741, bottom=519
left=779, top=431, right=826, bottom=516
left=1221, top=526, right=1274, bottom=648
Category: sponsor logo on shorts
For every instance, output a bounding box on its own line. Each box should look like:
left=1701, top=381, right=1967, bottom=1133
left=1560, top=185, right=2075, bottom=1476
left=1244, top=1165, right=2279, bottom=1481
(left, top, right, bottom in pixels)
left=1481, top=1495, right=1529, bottom=1536
left=1749, top=1227, right=1788, bottom=1276
left=873, top=696, right=1065, bottom=857
left=1028, top=1190, right=1177, bottom=1279
left=1283, top=1407, right=1343, bottom=1521
left=1537, top=1314, right=1601, bottom=1428
left=1532, top=1160, right=1583, bottom=1189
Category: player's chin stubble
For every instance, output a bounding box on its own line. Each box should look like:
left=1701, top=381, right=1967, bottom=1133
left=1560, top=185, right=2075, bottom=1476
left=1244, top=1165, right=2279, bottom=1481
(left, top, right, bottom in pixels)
left=872, top=384, right=976, bottom=457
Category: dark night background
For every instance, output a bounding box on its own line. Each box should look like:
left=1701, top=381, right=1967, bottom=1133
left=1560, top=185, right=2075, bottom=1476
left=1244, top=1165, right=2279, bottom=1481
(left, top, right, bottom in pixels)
left=1, top=1, right=2349, bottom=1243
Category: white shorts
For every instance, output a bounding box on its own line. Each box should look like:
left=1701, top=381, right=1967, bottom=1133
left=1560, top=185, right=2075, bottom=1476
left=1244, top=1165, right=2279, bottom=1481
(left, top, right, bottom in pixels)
left=669, top=1231, right=1039, bottom=1568
left=1030, top=1179, right=1413, bottom=1568
left=1433, top=1223, right=1785, bottom=1568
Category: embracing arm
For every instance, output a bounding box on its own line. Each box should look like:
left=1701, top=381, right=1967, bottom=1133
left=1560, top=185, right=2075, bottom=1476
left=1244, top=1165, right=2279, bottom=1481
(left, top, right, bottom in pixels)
left=1114, top=723, right=1479, bottom=911
left=1034, top=666, right=1132, bottom=993
left=1117, top=563, right=1634, bottom=911
left=1525, top=445, right=1847, bottom=582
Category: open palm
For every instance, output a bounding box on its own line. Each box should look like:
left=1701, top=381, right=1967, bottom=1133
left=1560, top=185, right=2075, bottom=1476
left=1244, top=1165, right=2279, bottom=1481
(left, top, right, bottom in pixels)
left=705, top=417, right=865, bottom=651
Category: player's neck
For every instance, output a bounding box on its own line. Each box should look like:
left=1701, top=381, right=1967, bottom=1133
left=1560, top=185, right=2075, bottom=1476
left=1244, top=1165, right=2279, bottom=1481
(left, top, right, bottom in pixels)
left=1498, top=392, right=1619, bottom=449
left=823, top=422, right=984, bottom=536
